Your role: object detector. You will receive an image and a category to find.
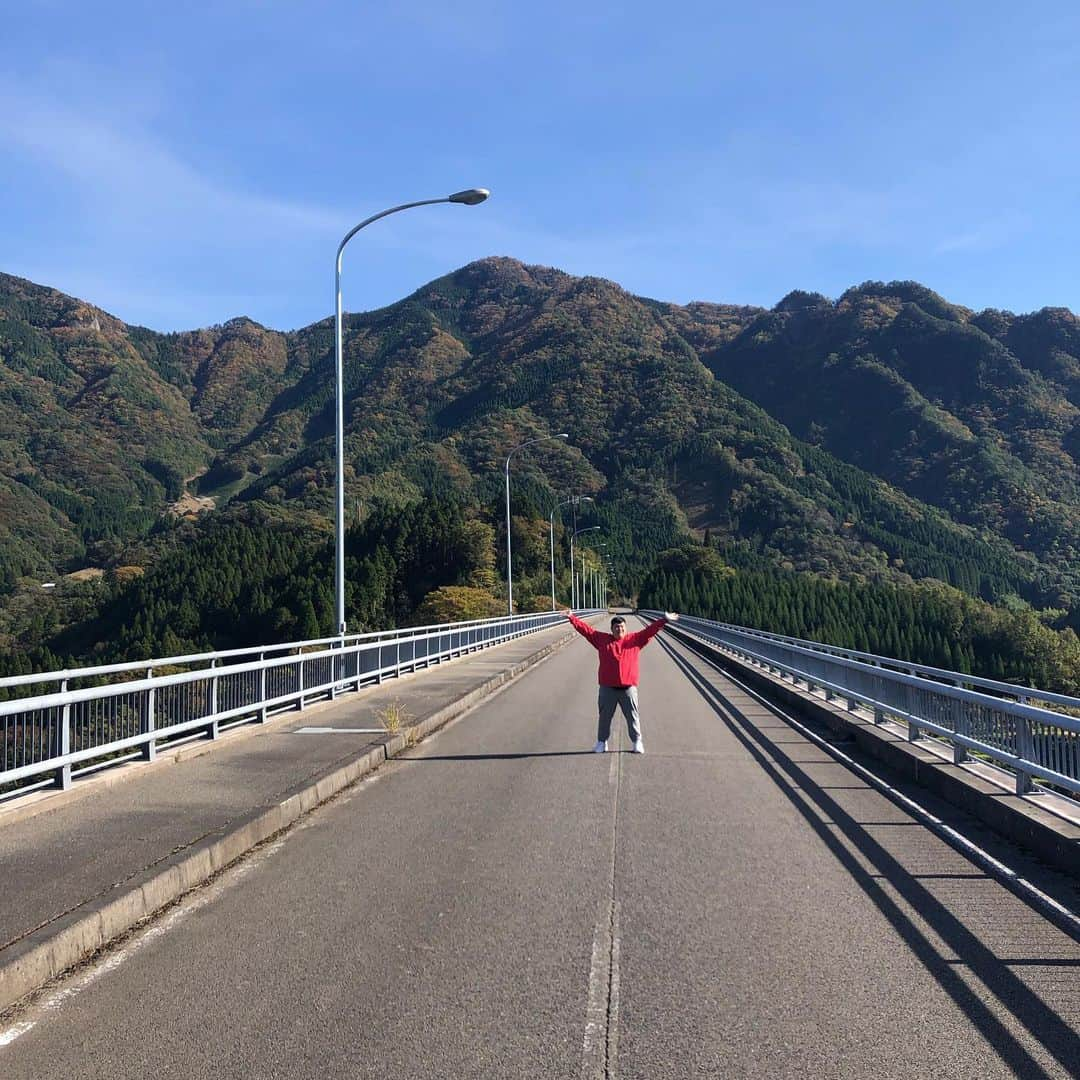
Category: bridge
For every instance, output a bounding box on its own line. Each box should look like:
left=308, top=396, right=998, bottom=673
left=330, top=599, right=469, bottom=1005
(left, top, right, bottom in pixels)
left=1, top=613, right=1078, bottom=1077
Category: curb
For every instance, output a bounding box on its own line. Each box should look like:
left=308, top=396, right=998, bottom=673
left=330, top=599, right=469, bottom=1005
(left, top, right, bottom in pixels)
left=669, top=626, right=1080, bottom=879
left=0, top=628, right=576, bottom=1015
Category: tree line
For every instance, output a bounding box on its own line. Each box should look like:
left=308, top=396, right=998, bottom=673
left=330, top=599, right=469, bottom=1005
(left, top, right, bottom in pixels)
left=639, top=547, right=1080, bottom=695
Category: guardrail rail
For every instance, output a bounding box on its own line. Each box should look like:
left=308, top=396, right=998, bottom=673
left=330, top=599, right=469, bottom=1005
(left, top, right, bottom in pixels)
left=646, top=612, right=1080, bottom=803
left=2, top=610, right=597, bottom=799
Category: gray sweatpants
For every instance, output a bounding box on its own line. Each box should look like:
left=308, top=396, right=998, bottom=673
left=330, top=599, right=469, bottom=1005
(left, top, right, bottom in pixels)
left=597, top=685, right=641, bottom=743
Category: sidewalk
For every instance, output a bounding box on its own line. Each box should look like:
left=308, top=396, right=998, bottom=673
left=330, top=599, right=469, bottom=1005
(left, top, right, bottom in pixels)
left=0, top=620, right=580, bottom=1013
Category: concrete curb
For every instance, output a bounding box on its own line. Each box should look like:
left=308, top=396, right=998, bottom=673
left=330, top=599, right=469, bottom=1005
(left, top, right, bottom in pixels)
left=669, top=625, right=1080, bottom=879
left=0, top=628, right=576, bottom=1015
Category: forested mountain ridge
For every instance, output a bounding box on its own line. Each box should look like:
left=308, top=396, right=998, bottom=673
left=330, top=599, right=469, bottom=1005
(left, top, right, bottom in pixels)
left=701, top=283, right=1080, bottom=601
left=2, top=258, right=1079, bottom=665
left=0, top=274, right=314, bottom=586
left=0, top=272, right=213, bottom=584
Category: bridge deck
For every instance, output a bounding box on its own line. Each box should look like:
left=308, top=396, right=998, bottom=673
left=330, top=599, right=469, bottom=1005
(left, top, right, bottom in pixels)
left=0, top=622, right=572, bottom=972
left=2, top=622, right=1078, bottom=1077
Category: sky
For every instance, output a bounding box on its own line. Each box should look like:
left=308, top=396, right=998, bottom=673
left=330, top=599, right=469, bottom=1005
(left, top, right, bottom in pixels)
left=2, top=1, right=1078, bottom=332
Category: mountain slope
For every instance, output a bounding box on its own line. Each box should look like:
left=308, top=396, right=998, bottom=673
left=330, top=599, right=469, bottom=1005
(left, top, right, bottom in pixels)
left=1, top=260, right=1075, bottom=627
left=700, top=282, right=1080, bottom=602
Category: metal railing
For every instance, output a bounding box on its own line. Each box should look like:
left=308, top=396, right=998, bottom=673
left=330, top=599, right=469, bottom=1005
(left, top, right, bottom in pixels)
left=1, top=610, right=595, bottom=798
left=650, top=613, right=1080, bottom=801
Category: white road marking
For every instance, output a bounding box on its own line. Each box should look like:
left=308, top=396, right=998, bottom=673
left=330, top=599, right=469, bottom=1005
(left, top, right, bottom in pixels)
left=0, top=1023, right=32, bottom=1047
left=581, top=899, right=620, bottom=1079
left=293, top=727, right=385, bottom=734
left=0, top=835, right=290, bottom=1051
left=608, top=902, right=621, bottom=1071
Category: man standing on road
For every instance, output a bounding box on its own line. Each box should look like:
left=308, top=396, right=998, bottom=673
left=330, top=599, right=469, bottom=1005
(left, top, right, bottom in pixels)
left=561, top=610, right=678, bottom=754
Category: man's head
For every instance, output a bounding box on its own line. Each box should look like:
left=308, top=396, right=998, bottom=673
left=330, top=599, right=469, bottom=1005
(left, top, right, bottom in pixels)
left=610, top=616, right=626, bottom=639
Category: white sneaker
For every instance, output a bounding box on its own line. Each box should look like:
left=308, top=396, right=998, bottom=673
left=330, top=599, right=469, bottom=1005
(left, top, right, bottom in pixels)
left=633, top=739, right=644, bottom=754
left=594, top=740, right=608, bottom=753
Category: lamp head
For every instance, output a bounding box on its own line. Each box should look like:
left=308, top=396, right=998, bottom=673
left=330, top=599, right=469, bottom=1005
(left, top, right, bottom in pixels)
left=449, top=188, right=490, bottom=205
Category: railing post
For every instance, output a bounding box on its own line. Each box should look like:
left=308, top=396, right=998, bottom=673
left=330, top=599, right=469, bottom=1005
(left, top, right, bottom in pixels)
left=205, top=659, right=220, bottom=740
left=1015, top=696, right=1034, bottom=794
left=142, top=670, right=157, bottom=761
left=258, top=653, right=268, bottom=723
left=298, top=655, right=306, bottom=711
left=951, top=696, right=968, bottom=764
left=55, top=679, right=72, bottom=790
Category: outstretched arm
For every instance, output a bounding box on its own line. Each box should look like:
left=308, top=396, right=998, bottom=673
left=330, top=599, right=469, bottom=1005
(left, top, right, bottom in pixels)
left=562, top=609, right=603, bottom=648
left=624, top=612, right=677, bottom=648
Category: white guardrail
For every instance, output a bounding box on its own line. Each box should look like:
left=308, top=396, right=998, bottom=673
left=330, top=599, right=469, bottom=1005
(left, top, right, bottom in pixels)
left=647, top=613, right=1080, bottom=802
left=1, top=610, right=596, bottom=798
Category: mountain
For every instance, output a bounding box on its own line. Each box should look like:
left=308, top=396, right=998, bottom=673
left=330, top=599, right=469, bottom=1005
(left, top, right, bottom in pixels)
left=0, top=273, right=209, bottom=585
left=2, top=258, right=1079, bottom=658
left=698, top=282, right=1080, bottom=602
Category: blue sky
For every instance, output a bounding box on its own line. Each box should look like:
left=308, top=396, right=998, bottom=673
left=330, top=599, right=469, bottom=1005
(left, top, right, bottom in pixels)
left=2, top=1, right=1078, bottom=331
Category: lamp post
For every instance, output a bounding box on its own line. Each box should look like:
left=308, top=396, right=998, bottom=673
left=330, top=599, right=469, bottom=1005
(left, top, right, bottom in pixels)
left=549, top=495, right=592, bottom=610
left=589, top=542, right=607, bottom=609
left=505, top=433, right=569, bottom=614
left=333, top=188, right=489, bottom=636
left=570, top=526, right=600, bottom=610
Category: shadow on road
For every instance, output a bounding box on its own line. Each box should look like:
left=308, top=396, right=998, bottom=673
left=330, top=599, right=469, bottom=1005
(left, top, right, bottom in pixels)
left=657, top=635, right=1080, bottom=1080
left=398, top=750, right=598, bottom=761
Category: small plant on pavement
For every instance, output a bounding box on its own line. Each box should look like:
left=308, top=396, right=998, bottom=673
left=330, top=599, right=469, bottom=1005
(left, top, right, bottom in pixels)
left=376, top=699, right=413, bottom=733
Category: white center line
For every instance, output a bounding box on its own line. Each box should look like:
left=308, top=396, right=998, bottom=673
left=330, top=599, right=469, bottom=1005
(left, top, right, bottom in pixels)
left=581, top=899, right=620, bottom=1079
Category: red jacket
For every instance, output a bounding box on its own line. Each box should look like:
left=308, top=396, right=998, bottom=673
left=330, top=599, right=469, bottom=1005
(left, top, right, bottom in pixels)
left=568, top=614, right=667, bottom=687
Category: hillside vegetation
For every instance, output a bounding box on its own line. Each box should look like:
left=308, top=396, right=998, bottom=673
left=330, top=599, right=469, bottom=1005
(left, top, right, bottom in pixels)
left=3, top=259, right=1080, bottom=689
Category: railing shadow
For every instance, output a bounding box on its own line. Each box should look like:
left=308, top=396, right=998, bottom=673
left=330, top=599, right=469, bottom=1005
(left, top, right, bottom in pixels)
left=657, top=635, right=1080, bottom=1079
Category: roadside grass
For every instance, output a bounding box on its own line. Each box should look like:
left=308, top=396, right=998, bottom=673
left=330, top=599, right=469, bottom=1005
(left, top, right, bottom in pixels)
left=376, top=699, right=413, bottom=734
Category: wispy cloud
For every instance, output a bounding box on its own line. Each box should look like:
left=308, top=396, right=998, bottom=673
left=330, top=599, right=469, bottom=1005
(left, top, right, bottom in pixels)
left=0, top=80, right=343, bottom=240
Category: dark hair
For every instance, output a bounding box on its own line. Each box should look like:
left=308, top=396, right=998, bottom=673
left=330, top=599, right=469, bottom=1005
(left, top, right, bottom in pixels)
left=611, top=616, right=626, bottom=627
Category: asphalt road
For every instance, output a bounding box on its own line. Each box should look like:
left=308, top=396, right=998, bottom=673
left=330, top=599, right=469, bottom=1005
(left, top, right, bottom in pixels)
left=2, top=623, right=1078, bottom=1078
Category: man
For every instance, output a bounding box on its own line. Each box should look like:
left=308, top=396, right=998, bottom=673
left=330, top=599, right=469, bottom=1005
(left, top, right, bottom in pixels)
left=562, top=610, right=678, bottom=754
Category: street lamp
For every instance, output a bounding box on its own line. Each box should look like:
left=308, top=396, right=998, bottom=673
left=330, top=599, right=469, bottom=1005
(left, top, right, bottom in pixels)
left=570, top=526, right=600, bottom=610
left=333, top=188, right=489, bottom=635
left=505, top=433, right=569, bottom=614
left=549, top=495, right=592, bottom=610
left=588, top=541, right=608, bottom=609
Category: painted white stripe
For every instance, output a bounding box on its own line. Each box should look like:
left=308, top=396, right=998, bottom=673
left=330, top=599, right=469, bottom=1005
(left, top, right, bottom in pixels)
left=0, top=835, right=291, bottom=1051
left=293, top=727, right=385, bottom=734
left=581, top=899, right=620, bottom=1079
left=0, top=1022, right=33, bottom=1047
left=607, top=901, right=621, bottom=1073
